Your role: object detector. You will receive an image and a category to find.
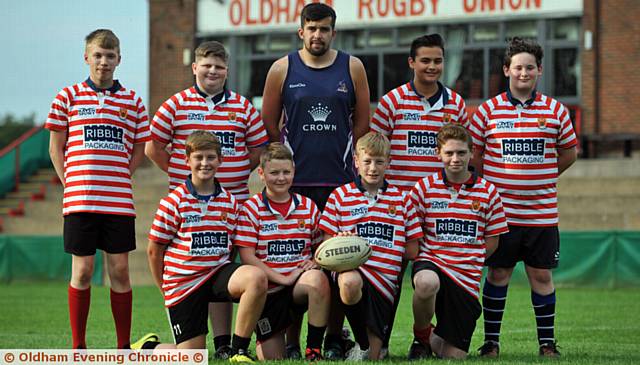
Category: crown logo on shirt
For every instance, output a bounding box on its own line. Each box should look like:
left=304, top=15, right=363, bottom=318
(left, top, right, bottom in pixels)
left=388, top=205, right=396, bottom=216
left=220, top=211, right=227, bottom=222
left=537, top=117, right=547, bottom=129
left=442, top=113, right=451, bottom=123
left=308, top=103, right=332, bottom=122
left=228, top=112, right=236, bottom=122
left=119, top=107, right=128, bottom=120
left=298, top=219, right=306, bottom=231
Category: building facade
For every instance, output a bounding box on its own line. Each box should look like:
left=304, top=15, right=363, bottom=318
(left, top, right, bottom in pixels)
left=149, top=0, right=640, bottom=155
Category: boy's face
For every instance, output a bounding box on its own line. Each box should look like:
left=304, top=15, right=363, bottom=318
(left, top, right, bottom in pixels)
left=355, top=150, right=389, bottom=189
left=84, top=43, right=120, bottom=85
left=258, top=159, right=294, bottom=197
left=186, top=149, right=221, bottom=182
left=504, top=52, right=542, bottom=94
left=409, top=46, right=443, bottom=86
left=299, top=17, right=336, bottom=57
left=437, top=139, right=471, bottom=176
left=192, top=55, right=228, bottom=95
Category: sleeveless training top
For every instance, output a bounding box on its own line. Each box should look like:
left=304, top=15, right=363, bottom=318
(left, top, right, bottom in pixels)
left=282, top=50, right=356, bottom=186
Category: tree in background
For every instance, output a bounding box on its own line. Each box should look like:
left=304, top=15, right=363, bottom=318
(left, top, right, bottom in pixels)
left=0, top=113, right=36, bottom=149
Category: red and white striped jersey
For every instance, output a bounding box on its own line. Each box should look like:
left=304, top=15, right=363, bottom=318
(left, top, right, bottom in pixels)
left=151, top=87, right=268, bottom=202
left=409, top=170, right=508, bottom=299
left=468, top=92, right=577, bottom=226
left=319, top=179, right=423, bottom=303
left=148, top=179, right=237, bottom=307
left=234, top=192, right=321, bottom=292
left=45, top=79, right=150, bottom=216
left=371, top=82, right=467, bottom=192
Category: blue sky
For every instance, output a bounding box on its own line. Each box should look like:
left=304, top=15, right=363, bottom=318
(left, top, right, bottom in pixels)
left=0, top=0, right=148, bottom=123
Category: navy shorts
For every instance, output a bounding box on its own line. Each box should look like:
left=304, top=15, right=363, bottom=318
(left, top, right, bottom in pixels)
left=255, top=284, right=308, bottom=342
left=167, top=263, right=241, bottom=344
left=412, top=261, right=480, bottom=352
left=486, top=225, right=560, bottom=269
left=63, top=213, right=135, bottom=256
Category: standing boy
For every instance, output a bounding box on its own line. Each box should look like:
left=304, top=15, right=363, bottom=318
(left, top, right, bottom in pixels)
left=408, top=123, right=508, bottom=359
left=319, top=132, right=423, bottom=360
left=133, top=131, right=267, bottom=363
left=468, top=37, right=578, bottom=357
left=46, top=29, right=149, bottom=349
left=235, top=143, right=330, bottom=361
left=145, top=41, right=268, bottom=356
left=261, top=2, right=370, bottom=211
left=371, top=33, right=467, bottom=193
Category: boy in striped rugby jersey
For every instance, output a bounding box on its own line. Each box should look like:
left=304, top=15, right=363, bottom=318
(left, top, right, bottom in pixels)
left=46, top=29, right=150, bottom=349
left=133, top=131, right=267, bottom=362
left=469, top=38, right=578, bottom=358
left=320, top=132, right=423, bottom=360
left=235, top=143, right=329, bottom=361
left=145, top=41, right=268, bottom=358
left=408, top=123, right=508, bottom=360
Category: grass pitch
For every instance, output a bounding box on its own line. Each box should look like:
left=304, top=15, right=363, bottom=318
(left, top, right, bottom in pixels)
left=1, top=282, right=639, bottom=364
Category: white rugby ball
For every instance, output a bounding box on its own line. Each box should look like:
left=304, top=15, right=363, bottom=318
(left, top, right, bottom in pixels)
left=314, top=235, right=372, bottom=272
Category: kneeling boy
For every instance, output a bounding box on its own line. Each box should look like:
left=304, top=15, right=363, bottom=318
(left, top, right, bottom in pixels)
left=319, top=132, right=423, bottom=360
left=407, top=123, right=508, bottom=359
left=235, top=143, right=329, bottom=361
left=133, top=131, right=267, bottom=362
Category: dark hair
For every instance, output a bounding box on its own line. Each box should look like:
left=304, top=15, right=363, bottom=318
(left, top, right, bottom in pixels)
left=504, top=37, right=543, bottom=67
left=300, top=3, right=336, bottom=29
left=410, top=33, right=445, bottom=59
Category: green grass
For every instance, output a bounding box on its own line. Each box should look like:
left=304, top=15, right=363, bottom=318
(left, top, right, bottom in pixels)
left=1, top=282, right=639, bottom=364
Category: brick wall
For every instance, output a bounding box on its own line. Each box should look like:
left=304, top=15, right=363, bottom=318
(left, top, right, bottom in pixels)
left=149, top=0, right=196, bottom=115
left=581, top=0, right=640, bottom=135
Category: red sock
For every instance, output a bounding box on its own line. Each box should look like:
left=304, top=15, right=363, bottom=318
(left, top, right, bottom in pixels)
left=413, top=323, right=433, bottom=346
left=68, top=285, right=91, bottom=349
left=110, top=289, right=132, bottom=349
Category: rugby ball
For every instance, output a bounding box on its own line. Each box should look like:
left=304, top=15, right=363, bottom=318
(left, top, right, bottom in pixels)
left=314, top=235, right=372, bottom=272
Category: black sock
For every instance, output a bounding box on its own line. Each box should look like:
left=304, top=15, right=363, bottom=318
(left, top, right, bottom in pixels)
left=482, top=279, right=508, bottom=344
left=213, top=334, right=231, bottom=350
left=324, top=333, right=342, bottom=348
left=306, top=324, right=326, bottom=350
left=232, top=334, right=251, bottom=353
left=532, top=291, right=556, bottom=345
left=343, top=303, right=369, bottom=350
left=141, top=341, right=160, bottom=350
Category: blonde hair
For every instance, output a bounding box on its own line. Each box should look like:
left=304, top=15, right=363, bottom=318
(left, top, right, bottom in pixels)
left=195, top=41, right=229, bottom=63
left=356, top=131, right=390, bottom=157
left=185, top=131, right=222, bottom=157
left=85, top=29, right=120, bottom=53
left=260, top=143, right=293, bottom=168
left=436, top=123, right=473, bottom=150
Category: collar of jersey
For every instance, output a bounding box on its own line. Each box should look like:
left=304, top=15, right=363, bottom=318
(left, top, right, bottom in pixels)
left=410, top=80, right=448, bottom=108
left=354, top=175, right=389, bottom=194
left=85, top=77, right=121, bottom=93
left=194, top=84, right=230, bottom=106
left=441, top=167, right=477, bottom=188
left=506, top=87, right=537, bottom=107
left=185, top=175, right=222, bottom=201
left=261, top=189, right=300, bottom=217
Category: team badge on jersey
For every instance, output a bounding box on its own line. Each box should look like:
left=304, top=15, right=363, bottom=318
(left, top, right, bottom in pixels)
left=298, top=219, right=306, bottom=231
left=119, top=107, right=128, bottom=120
left=443, top=113, right=451, bottom=123
left=388, top=205, right=396, bottom=216
left=220, top=211, right=227, bottom=222
left=228, top=112, right=236, bottom=122
left=336, top=81, right=348, bottom=93
left=537, top=117, right=547, bottom=129
left=471, top=200, right=481, bottom=212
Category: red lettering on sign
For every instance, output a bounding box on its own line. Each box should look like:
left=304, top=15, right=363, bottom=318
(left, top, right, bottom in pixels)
left=465, top=0, right=542, bottom=13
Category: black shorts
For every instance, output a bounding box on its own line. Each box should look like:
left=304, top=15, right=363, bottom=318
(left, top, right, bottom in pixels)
left=332, top=270, right=393, bottom=340
left=255, top=285, right=308, bottom=342
left=412, top=261, right=481, bottom=353
left=290, top=186, right=336, bottom=211
left=485, top=225, right=560, bottom=269
left=167, top=263, right=241, bottom=344
left=63, top=213, right=135, bottom=256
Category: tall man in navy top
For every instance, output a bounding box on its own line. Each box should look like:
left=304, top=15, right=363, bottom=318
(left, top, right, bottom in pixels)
left=262, top=3, right=370, bottom=359
left=262, top=2, right=370, bottom=212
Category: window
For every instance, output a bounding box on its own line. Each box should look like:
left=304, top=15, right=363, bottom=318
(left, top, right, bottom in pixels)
left=506, top=21, right=537, bottom=39
left=454, top=50, right=483, bottom=100
left=489, top=49, right=508, bottom=97
left=357, top=55, right=379, bottom=102
left=553, top=48, right=579, bottom=96
left=473, top=23, right=499, bottom=42
left=383, top=53, right=412, bottom=93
